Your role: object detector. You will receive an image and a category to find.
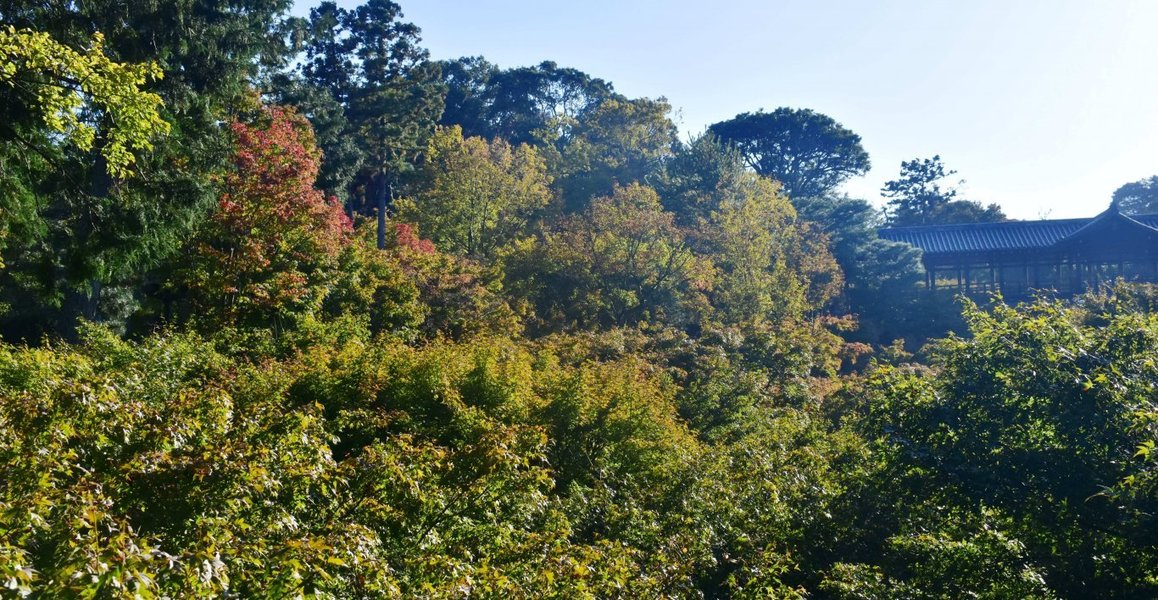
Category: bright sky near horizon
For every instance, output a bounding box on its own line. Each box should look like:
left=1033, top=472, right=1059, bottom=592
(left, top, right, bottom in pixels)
left=293, top=1, right=1158, bottom=220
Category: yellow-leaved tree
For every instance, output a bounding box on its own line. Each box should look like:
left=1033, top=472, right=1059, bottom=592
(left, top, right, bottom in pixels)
left=0, top=27, right=169, bottom=275
left=0, top=26, right=169, bottom=179
left=396, top=125, right=553, bottom=260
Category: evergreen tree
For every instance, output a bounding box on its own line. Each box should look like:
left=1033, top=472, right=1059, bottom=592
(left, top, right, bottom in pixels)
left=0, top=0, right=295, bottom=338
left=708, top=108, right=870, bottom=200
left=882, top=155, right=1005, bottom=226
left=286, top=0, right=444, bottom=248
left=1112, top=175, right=1158, bottom=214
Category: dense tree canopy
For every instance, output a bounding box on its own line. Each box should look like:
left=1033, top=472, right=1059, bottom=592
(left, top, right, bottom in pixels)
left=438, top=58, right=616, bottom=146
left=6, top=2, right=1152, bottom=598
left=1112, top=175, right=1158, bottom=214
left=843, top=297, right=1158, bottom=597
left=395, top=126, right=552, bottom=259
left=0, top=27, right=169, bottom=179
left=656, top=134, right=751, bottom=226
left=280, top=0, right=444, bottom=247
left=0, top=25, right=170, bottom=291
left=0, top=0, right=294, bottom=340
left=793, top=193, right=935, bottom=345
left=708, top=108, right=871, bottom=200
left=547, top=96, right=679, bottom=211
left=437, top=57, right=676, bottom=211
left=180, top=106, right=351, bottom=330
left=501, top=183, right=709, bottom=331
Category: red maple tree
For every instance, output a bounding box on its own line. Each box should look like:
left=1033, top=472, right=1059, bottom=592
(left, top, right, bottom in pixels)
left=188, top=106, right=352, bottom=327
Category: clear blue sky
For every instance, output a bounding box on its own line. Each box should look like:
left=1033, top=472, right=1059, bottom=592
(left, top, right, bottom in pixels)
left=294, top=1, right=1158, bottom=220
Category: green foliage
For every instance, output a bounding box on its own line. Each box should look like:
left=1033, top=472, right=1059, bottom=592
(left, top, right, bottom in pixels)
left=0, top=321, right=842, bottom=598
left=267, top=77, right=362, bottom=202
left=437, top=58, right=615, bottom=146
left=0, top=0, right=295, bottom=339
left=882, top=155, right=1005, bottom=226
left=437, top=56, right=501, bottom=138
left=657, top=134, right=751, bottom=227
left=823, top=508, right=1057, bottom=599
left=708, top=108, right=870, bottom=200
left=546, top=96, right=679, bottom=211
left=707, top=177, right=840, bottom=326
left=692, top=407, right=868, bottom=598
left=6, top=201, right=1158, bottom=599
left=850, top=297, right=1158, bottom=597
left=323, top=223, right=427, bottom=339
left=2, top=4, right=1152, bottom=598
left=792, top=193, right=945, bottom=347
left=1112, top=175, right=1158, bottom=215
left=502, top=183, right=710, bottom=332
left=382, top=223, right=522, bottom=341
left=436, top=57, right=676, bottom=212
left=287, top=0, right=444, bottom=221
left=342, top=0, right=444, bottom=190
left=0, top=27, right=169, bottom=179
left=0, top=328, right=551, bottom=596
left=397, top=126, right=553, bottom=260
left=0, top=25, right=171, bottom=329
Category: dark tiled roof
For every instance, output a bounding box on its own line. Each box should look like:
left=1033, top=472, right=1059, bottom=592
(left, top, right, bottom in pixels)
left=879, top=210, right=1158, bottom=256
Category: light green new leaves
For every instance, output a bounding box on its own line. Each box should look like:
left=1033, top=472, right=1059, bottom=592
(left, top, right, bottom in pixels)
left=0, top=27, right=170, bottom=179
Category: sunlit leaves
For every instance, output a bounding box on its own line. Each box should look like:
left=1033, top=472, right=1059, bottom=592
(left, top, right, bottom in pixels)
left=502, top=183, right=710, bottom=332
left=396, top=126, right=552, bottom=260
left=853, top=297, right=1158, bottom=596
left=0, top=325, right=717, bottom=597
left=182, top=106, right=351, bottom=329
left=0, top=27, right=169, bottom=179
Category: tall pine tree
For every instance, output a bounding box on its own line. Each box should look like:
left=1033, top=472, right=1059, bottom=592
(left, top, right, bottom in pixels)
left=280, top=0, right=444, bottom=248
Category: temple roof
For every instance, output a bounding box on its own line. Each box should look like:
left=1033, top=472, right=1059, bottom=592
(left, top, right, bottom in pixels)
left=879, top=205, right=1158, bottom=256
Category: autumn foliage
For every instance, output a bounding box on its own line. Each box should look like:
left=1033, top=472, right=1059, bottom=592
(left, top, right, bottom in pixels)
left=2, top=8, right=1156, bottom=598
left=184, top=107, right=351, bottom=328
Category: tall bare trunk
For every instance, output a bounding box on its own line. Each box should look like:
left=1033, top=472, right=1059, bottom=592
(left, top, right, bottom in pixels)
left=377, top=174, right=389, bottom=249
left=376, top=173, right=395, bottom=250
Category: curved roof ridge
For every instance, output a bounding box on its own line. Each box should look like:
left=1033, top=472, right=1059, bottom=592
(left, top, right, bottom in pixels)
left=1120, top=212, right=1158, bottom=232
left=1050, top=203, right=1158, bottom=248
left=876, top=209, right=1158, bottom=256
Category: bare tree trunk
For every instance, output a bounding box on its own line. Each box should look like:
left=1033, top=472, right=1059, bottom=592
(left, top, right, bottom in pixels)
left=377, top=174, right=389, bottom=249
left=75, top=150, right=112, bottom=330
left=85, top=279, right=101, bottom=321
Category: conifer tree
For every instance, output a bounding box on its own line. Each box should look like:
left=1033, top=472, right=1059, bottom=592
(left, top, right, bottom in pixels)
left=288, top=0, right=444, bottom=248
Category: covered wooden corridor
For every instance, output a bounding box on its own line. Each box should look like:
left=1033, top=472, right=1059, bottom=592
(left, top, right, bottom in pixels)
left=879, top=202, right=1158, bottom=299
